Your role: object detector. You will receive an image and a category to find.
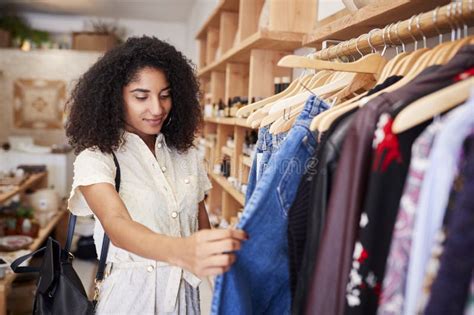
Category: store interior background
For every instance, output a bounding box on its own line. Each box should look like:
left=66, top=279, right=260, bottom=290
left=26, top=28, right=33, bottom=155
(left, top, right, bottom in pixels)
left=0, top=1, right=346, bottom=314
left=0, top=0, right=346, bottom=147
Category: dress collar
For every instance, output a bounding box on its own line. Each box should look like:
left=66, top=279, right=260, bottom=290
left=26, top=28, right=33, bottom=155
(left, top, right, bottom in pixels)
left=122, top=130, right=171, bottom=153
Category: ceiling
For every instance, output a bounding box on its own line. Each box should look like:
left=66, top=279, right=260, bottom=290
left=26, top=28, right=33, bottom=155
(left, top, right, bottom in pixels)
left=0, top=0, right=198, bottom=23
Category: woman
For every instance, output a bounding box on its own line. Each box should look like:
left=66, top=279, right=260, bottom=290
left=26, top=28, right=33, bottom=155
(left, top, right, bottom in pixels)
left=66, top=36, right=247, bottom=314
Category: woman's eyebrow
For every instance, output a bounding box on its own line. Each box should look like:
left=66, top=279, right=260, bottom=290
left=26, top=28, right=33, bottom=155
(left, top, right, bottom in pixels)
left=160, top=86, right=171, bottom=92
left=130, top=88, right=150, bottom=93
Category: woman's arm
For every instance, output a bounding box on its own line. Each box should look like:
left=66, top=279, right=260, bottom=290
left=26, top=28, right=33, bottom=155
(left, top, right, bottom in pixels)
left=80, top=183, right=247, bottom=276
left=198, top=201, right=211, bottom=230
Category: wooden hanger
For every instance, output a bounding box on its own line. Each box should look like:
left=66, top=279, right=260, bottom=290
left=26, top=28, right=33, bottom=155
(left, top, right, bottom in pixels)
left=271, top=72, right=375, bottom=135
left=244, top=71, right=331, bottom=120
left=323, top=72, right=376, bottom=103
left=392, top=77, right=474, bottom=134
left=269, top=103, right=305, bottom=134
left=245, top=71, right=333, bottom=126
left=378, top=22, right=408, bottom=81
left=443, top=36, right=473, bottom=62
left=379, top=51, right=409, bottom=81
left=277, top=53, right=387, bottom=79
left=317, top=102, right=360, bottom=135
left=267, top=72, right=356, bottom=116
left=236, top=73, right=312, bottom=118
left=423, top=6, right=451, bottom=66
left=308, top=32, right=391, bottom=130
left=255, top=72, right=357, bottom=130
left=310, top=87, right=370, bottom=132
left=359, top=32, right=470, bottom=108
left=398, top=48, right=429, bottom=75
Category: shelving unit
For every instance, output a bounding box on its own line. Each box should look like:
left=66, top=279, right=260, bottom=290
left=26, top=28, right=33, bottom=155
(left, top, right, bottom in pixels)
left=198, top=0, right=458, bottom=224
left=0, top=172, right=47, bottom=204
left=198, top=0, right=318, bottom=224
left=0, top=171, right=68, bottom=315
left=0, top=210, right=67, bottom=315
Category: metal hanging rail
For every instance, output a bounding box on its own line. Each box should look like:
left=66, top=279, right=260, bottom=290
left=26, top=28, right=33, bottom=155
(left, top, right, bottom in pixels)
left=314, top=0, right=474, bottom=60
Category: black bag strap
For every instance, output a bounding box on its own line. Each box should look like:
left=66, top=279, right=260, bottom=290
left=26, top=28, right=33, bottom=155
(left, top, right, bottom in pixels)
left=65, top=214, right=77, bottom=252
left=11, top=246, right=46, bottom=273
left=95, top=152, right=120, bottom=282
left=95, top=152, right=120, bottom=281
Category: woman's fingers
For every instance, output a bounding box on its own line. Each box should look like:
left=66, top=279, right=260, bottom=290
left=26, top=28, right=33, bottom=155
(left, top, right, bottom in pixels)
left=200, top=228, right=248, bottom=242
left=202, top=239, right=242, bottom=256
left=204, top=253, right=236, bottom=268
left=184, top=229, right=248, bottom=277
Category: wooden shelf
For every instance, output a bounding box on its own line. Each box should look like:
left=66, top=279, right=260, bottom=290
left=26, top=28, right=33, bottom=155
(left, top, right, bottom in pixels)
left=196, top=0, right=239, bottom=40
left=0, top=210, right=67, bottom=292
left=241, top=155, right=253, bottom=168
left=204, top=116, right=254, bottom=129
left=198, top=29, right=304, bottom=78
left=204, top=116, right=236, bottom=125
left=303, top=0, right=449, bottom=47
left=235, top=117, right=251, bottom=128
left=221, top=146, right=234, bottom=157
left=0, top=172, right=47, bottom=204
left=209, top=172, right=245, bottom=206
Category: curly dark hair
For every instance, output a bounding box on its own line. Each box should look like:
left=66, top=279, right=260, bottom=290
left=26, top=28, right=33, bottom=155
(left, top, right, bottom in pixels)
left=65, top=36, right=202, bottom=155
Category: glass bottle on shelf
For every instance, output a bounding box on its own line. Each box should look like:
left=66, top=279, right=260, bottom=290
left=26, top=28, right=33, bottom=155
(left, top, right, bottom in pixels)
left=281, top=76, right=291, bottom=91
left=274, top=77, right=282, bottom=94
left=218, top=99, right=225, bottom=117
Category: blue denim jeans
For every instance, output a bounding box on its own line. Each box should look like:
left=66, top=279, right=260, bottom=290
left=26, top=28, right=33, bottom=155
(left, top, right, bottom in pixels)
left=245, top=126, right=272, bottom=203
left=245, top=125, right=289, bottom=203
left=211, top=96, right=329, bottom=314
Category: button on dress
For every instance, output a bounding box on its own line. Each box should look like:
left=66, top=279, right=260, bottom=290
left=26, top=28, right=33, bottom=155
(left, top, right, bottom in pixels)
left=68, top=131, right=212, bottom=314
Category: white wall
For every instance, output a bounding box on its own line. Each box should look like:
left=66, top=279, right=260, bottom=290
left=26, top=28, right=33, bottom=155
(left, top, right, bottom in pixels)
left=318, top=0, right=347, bottom=21
left=185, top=0, right=219, bottom=65
left=0, top=48, right=102, bottom=146
left=21, top=11, right=189, bottom=61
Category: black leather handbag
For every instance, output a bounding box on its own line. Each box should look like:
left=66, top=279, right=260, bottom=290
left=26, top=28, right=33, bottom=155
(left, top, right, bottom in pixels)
left=10, top=153, right=120, bottom=315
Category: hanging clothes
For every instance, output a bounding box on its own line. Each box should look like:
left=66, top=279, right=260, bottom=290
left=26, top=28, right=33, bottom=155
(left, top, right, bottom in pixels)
left=292, top=75, right=404, bottom=315
left=424, top=134, right=474, bottom=315
left=306, top=45, right=474, bottom=315
left=210, top=96, right=329, bottom=314
left=344, top=108, right=430, bottom=315
left=290, top=108, right=356, bottom=314
left=378, top=120, right=445, bottom=315
left=245, top=126, right=289, bottom=202
left=245, top=126, right=271, bottom=202
left=404, top=88, right=474, bottom=315
left=418, top=153, right=467, bottom=314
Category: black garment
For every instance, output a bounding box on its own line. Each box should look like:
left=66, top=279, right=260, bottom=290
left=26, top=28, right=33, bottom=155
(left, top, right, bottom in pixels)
left=288, top=75, right=403, bottom=314
left=425, top=135, right=474, bottom=315
left=289, top=75, right=402, bottom=314
left=290, top=109, right=356, bottom=314
left=366, top=75, right=403, bottom=96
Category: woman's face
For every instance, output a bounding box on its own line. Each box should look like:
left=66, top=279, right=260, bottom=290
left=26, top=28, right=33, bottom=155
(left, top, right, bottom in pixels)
left=122, top=67, right=172, bottom=137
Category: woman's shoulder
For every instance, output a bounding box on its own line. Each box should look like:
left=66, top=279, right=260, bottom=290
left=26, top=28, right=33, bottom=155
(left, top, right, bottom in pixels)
left=75, top=147, right=114, bottom=166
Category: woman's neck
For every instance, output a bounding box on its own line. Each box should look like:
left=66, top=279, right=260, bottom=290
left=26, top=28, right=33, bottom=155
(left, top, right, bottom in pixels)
left=125, top=127, right=157, bottom=154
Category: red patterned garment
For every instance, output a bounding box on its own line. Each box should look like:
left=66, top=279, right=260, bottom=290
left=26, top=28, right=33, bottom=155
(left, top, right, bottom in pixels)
left=377, top=120, right=444, bottom=315
left=345, top=112, right=430, bottom=315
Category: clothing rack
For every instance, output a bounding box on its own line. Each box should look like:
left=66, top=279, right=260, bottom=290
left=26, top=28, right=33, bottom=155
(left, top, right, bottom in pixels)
left=314, top=0, right=474, bottom=60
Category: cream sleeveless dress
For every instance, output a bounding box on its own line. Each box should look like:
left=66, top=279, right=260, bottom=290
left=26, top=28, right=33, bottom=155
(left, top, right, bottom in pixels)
left=68, top=131, right=212, bottom=314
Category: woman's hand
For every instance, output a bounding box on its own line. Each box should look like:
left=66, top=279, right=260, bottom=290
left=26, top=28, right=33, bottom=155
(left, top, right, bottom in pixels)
left=174, top=228, right=248, bottom=277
